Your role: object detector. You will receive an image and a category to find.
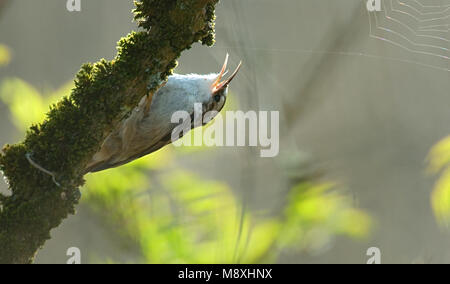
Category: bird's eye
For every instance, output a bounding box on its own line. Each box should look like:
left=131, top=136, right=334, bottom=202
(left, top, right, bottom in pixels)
left=214, top=94, right=221, bottom=103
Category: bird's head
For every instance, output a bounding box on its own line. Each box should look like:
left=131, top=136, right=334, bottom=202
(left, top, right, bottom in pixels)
left=208, top=54, right=242, bottom=112
left=173, top=54, right=242, bottom=114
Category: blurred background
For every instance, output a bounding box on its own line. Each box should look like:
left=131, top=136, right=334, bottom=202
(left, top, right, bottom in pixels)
left=1, top=0, right=450, bottom=264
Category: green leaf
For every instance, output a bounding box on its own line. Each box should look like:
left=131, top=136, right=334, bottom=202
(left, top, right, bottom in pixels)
left=428, top=135, right=450, bottom=174
left=431, top=168, right=450, bottom=227
left=428, top=136, right=450, bottom=228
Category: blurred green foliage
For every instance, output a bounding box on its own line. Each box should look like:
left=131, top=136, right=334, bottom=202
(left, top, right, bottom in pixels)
left=428, top=136, right=450, bottom=227
left=0, top=44, right=10, bottom=66
left=0, top=77, right=372, bottom=263
left=0, top=78, right=73, bottom=133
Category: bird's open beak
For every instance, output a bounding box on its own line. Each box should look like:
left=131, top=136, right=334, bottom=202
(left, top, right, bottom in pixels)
left=212, top=54, right=242, bottom=94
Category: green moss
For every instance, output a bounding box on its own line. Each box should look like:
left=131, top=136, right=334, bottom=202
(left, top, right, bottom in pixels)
left=0, top=0, right=219, bottom=264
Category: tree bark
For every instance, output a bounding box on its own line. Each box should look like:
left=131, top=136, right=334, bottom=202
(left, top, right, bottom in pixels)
left=0, top=0, right=219, bottom=264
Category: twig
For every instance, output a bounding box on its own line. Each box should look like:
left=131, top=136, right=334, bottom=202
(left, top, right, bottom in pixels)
left=25, top=153, right=61, bottom=187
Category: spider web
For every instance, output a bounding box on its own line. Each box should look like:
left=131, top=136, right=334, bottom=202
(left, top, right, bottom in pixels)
left=368, top=0, right=450, bottom=71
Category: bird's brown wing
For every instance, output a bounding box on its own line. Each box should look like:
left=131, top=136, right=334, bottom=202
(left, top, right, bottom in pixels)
left=84, top=93, right=155, bottom=174
left=85, top=91, right=195, bottom=174
left=86, top=131, right=173, bottom=173
left=86, top=108, right=197, bottom=173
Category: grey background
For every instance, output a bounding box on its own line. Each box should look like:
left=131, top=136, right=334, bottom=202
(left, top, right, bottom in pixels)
left=0, top=0, right=450, bottom=263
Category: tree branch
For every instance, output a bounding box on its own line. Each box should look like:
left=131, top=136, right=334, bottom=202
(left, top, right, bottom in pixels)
left=0, top=0, right=219, bottom=264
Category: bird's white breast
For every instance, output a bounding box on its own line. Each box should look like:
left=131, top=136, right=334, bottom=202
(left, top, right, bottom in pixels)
left=137, top=73, right=217, bottom=143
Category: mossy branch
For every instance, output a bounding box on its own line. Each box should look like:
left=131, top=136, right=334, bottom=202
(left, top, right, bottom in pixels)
left=0, top=0, right=219, bottom=264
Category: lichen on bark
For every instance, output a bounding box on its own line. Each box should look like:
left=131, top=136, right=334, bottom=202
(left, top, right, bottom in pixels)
left=0, top=0, right=219, bottom=264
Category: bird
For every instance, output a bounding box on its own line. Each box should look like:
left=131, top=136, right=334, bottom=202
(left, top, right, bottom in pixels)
left=84, top=54, right=242, bottom=173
